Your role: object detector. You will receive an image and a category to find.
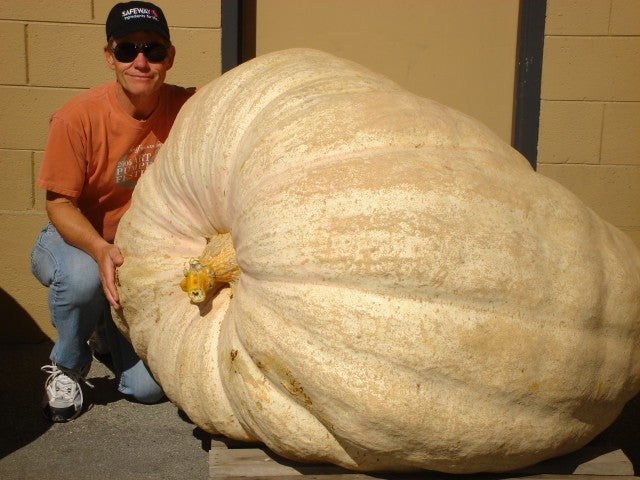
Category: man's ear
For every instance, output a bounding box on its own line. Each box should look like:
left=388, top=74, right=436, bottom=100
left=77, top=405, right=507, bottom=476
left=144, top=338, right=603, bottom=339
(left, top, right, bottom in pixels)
left=104, top=45, right=116, bottom=70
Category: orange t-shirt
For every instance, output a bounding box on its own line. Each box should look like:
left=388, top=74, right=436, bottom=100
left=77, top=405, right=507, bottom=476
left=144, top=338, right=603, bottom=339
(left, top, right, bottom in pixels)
left=38, top=81, right=195, bottom=242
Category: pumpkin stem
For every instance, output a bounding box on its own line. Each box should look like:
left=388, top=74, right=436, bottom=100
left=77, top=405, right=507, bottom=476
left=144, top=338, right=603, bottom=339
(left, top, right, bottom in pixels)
left=180, top=232, right=240, bottom=303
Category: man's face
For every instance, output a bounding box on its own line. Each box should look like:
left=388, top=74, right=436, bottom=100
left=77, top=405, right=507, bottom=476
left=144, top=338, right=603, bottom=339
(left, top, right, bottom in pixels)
left=104, top=30, right=175, bottom=99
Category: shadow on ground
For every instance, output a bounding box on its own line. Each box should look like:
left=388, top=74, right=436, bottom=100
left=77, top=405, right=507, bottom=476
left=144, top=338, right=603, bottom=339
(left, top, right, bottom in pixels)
left=0, top=289, right=54, bottom=457
left=0, top=342, right=54, bottom=459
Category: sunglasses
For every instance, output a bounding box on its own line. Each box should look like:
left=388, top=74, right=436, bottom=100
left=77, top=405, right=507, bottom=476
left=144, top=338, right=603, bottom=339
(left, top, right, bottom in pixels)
left=110, top=42, right=170, bottom=63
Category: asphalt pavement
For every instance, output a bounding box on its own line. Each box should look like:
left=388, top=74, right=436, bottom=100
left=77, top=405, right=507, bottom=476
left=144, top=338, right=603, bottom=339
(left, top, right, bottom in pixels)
left=0, top=342, right=210, bottom=480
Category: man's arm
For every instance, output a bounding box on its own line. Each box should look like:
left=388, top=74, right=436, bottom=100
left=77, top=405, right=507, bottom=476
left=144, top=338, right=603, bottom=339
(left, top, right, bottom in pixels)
left=46, top=191, right=123, bottom=309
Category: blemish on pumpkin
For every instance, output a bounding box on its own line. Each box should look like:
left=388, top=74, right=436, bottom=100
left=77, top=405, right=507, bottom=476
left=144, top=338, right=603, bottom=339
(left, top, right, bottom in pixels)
left=528, top=383, right=540, bottom=394
left=230, top=349, right=238, bottom=361
left=281, top=371, right=313, bottom=407
left=597, top=381, right=604, bottom=397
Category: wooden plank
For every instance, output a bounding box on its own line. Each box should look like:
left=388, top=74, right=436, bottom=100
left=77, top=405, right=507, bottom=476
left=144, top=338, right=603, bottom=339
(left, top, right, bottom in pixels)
left=210, top=446, right=363, bottom=477
left=217, top=476, right=418, bottom=480
left=519, top=447, right=635, bottom=476
left=210, top=440, right=639, bottom=479
left=572, top=449, right=635, bottom=475
left=218, top=477, right=639, bottom=480
left=216, top=474, right=640, bottom=480
left=210, top=447, right=304, bottom=476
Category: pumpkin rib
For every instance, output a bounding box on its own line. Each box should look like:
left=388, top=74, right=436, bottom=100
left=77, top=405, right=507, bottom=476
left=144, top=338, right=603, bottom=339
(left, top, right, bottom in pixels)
left=228, top=107, right=523, bottom=210
left=230, top=144, right=520, bottom=222
left=233, top=272, right=611, bottom=349
left=232, top=220, right=606, bottom=344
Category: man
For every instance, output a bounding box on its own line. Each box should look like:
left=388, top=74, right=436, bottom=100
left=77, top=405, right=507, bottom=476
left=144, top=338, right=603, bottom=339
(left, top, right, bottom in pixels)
left=31, top=1, right=196, bottom=422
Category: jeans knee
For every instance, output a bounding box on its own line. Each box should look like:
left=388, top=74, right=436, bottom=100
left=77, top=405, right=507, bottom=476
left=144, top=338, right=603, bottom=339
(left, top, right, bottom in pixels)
left=131, top=384, right=165, bottom=404
left=35, top=235, right=103, bottom=305
left=118, top=360, right=164, bottom=404
left=31, top=223, right=101, bottom=299
left=65, top=271, right=102, bottom=301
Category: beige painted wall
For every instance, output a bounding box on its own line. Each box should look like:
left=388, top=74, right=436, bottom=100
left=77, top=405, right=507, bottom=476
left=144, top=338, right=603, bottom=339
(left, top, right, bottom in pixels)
left=255, top=0, right=520, bottom=144
left=538, top=0, right=640, bottom=250
left=0, top=1, right=221, bottom=342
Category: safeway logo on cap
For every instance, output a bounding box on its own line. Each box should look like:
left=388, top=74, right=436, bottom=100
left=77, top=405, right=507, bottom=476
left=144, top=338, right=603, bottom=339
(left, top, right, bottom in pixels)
left=121, top=7, right=160, bottom=21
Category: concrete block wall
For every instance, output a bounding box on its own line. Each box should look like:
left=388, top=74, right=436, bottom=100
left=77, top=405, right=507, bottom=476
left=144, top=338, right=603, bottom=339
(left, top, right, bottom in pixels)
left=538, top=0, right=640, bottom=249
left=0, top=1, right=221, bottom=342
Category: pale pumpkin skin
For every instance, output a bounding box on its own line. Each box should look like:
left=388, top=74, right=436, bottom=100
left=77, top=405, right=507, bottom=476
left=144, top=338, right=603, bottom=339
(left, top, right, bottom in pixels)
left=113, top=49, right=640, bottom=473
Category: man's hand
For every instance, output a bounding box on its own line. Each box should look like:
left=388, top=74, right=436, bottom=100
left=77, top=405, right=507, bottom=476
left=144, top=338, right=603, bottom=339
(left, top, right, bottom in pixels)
left=96, top=243, right=124, bottom=309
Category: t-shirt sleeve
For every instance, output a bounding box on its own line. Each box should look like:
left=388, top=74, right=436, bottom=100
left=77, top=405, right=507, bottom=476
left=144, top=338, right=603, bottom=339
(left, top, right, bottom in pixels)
left=38, top=115, right=87, bottom=198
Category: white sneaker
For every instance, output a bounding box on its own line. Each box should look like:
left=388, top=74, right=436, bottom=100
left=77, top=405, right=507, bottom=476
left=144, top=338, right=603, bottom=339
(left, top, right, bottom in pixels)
left=41, top=363, right=92, bottom=422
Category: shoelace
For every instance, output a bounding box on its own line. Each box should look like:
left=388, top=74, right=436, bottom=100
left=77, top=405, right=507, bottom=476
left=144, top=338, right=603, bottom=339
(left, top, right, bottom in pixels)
left=53, top=374, right=76, bottom=402
left=41, top=364, right=95, bottom=391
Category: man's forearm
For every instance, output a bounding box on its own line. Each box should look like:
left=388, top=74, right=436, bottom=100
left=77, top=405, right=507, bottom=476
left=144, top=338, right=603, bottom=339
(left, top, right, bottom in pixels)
left=46, top=197, right=110, bottom=261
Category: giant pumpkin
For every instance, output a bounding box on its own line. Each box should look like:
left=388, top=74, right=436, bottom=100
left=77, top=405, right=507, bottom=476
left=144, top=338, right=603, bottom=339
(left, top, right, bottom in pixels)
left=113, top=49, right=640, bottom=473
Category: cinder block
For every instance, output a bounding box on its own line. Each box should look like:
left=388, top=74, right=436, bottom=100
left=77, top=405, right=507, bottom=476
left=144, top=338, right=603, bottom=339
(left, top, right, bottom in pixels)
left=538, top=100, right=603, bottom=164
left=545, top=0, right=611, bottom=35
left=33, top=151, right=46, bottom=212
left=168, top=27, right=221, bottom=87
left=537, top=164, right=640, bottom=227
left=0, top=0, right=91, bottom=22
left=0, top=150, right=33, bottom=210
left=542, top=36, right=640, bottom=101
left=0, top=22, right=27, bottom=84
left=610, top=0, right=640, bottom=35
left=93, top=0, right=221, bottom=28
left=28, top=23, right=112, bottom=88
left=0, top=213, right=55, bottom=341
left=0, top=86, right=83, bottom=150
left=601, top=102, right=640, bottom=165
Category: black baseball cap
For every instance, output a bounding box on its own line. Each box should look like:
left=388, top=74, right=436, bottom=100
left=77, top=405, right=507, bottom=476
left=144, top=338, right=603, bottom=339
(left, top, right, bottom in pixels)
left=106, top=2, right=170, bottom=41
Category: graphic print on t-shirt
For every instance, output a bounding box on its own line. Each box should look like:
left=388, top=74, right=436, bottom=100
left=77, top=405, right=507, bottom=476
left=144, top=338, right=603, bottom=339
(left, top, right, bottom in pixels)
left=114, top=141, right=163, bottom=188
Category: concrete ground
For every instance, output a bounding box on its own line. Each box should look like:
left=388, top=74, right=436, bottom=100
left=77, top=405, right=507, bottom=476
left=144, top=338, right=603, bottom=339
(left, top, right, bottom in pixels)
left=0, top=342, right=210, bottom=480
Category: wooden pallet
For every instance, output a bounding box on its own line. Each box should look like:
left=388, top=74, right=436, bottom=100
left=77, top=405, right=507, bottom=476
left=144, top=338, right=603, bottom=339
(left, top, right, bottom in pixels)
left=209, top=436, right=638, bottom=480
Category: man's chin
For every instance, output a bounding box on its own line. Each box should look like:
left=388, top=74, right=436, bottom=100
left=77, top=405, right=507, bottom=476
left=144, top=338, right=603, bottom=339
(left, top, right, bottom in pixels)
left=127, top=85, right=159, bottom=99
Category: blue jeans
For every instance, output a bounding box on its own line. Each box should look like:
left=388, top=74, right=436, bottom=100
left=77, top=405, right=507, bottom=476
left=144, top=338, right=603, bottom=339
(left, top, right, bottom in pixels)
left=31, top=223, right=164, bottom=404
